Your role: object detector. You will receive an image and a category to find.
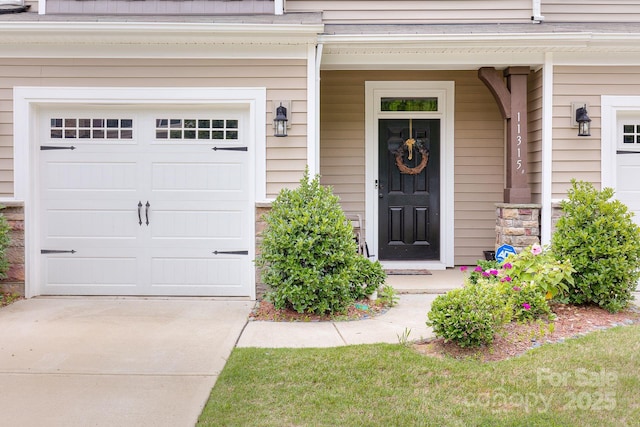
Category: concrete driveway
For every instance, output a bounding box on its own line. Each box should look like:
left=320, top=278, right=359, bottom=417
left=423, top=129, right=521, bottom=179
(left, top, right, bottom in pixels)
left=0, top=297, right=253, bottom=427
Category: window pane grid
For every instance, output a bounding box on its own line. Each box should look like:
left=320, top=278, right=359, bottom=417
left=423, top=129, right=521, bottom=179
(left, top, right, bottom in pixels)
left=155, top=118, right=239, bottom=140
left=622, top=123, right=640, bottom=145
left=50, top=118, right=133, bottom=139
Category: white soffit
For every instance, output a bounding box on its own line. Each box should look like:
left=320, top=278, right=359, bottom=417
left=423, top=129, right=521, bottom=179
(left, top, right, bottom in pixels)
left=0, top=21, right=323, bottom=58
left=319, top=32, right=640, bottom=70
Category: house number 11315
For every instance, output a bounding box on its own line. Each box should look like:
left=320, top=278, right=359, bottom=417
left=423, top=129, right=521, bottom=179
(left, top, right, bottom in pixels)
left=516, top=111, right=524, bottom=174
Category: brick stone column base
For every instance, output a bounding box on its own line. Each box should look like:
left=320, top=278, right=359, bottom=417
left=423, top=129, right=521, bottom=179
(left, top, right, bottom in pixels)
left=0, top=202, right=25, bottom=295
left=495, top=203, right=541, bottom=254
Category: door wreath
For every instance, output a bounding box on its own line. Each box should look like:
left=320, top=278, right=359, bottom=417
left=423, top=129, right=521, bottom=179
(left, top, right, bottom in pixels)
left=395, top=140, right=429, bottom=175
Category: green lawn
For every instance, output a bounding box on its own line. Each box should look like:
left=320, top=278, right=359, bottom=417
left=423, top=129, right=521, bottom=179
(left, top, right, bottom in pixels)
left=199, top=325, right=640, bottom=427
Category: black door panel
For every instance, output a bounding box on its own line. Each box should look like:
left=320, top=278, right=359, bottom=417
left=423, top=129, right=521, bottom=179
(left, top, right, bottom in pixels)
left=378, top=119, right=440, bottom=260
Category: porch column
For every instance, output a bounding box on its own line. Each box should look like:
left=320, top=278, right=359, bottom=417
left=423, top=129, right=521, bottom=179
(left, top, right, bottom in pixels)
left=478, top=66, right=531, bottom=204
left=504, top=67, right=531, bottom=203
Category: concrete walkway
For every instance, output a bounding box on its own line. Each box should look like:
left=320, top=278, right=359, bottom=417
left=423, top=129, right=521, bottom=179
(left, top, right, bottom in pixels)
left=238, top=270, right=466, bottom=348
left=238, top=293, right=439, bottom=348
left=0, top=297, right=253, bottom=427
left=238, top=271, right=640, bottom=349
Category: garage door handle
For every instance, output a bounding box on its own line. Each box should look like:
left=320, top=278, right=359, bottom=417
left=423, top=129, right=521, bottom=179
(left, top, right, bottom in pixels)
left=145, top=201, right=150, bottom=226
left=138, top=201, right=143, bottom=226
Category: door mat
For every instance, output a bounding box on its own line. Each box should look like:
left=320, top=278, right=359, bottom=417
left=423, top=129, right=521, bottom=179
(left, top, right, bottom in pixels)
left=385, top=269, right=432, bottom=275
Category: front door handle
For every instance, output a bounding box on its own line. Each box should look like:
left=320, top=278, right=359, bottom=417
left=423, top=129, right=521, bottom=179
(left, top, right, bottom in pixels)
left=137, top=201, right=143, bottom=226
left=145, top=201, right=150, bottom=225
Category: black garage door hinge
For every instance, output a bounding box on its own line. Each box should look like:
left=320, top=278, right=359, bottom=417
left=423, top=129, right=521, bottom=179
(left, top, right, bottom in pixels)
left=212, top=250, right=249, bottom=255
left=212, top=146, right=248, bottom=151
left=41, top=249, right=76, bottom=254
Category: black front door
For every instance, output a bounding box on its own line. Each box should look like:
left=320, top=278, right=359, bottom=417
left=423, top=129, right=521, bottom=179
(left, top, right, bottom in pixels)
left=378, top=119, right=440, bottom=260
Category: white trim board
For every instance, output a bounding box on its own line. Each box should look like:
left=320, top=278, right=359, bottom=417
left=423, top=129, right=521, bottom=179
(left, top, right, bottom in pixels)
left=365, top=81, right=455, bottom=270
left=540, top=53, right=554, bottom=246
left=601, top=96, right=640, bottom=190
left=14, top=86, right=266, bottom=298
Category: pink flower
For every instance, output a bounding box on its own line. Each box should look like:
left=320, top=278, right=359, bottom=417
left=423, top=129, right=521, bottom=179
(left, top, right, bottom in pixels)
left=531, top=244, right=542, bottom=255
left=522, top=302, right=531, bottom=310
left=460, top=266, right=468, bottom=272
left=513, top=286, right=521, bottom=291
left=489, top=269, right=499, bottom=276
left=482, top=271, right=490, bottom=277
left=501, top=276, right=512, bottom=282
left=503, top=262, right=512, bottom=270
left=474, top=266, right=483, bottom=272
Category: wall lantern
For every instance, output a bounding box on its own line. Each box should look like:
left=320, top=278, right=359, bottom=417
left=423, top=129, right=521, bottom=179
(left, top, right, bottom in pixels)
left=273, top=101, right=289, bottom=137
left=575, top=105, right=591, bottom=137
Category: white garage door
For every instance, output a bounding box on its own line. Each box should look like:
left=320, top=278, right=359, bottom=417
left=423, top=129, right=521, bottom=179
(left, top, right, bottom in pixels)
left=38, top=106, right=253, bottom=296
left=617, top=120, right=640, bottom=227
left=617, top=120, right=640, bottom=292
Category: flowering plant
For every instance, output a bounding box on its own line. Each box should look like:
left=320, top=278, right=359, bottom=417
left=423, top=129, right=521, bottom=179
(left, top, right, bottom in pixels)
left=503, top=244, right=574, bottom=300
left=503, top=281, right=553, bottom=322
left=458, top=244, right=573, bottom=322
left=465, top=259, right=502, bottom=285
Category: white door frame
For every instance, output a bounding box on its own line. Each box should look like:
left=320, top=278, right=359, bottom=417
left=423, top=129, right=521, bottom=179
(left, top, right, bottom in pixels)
left=601, top=95, right=640, bottom=189
left=14, top=86, right=266, bottom=297
left=365, top=81, right=455, bottom=270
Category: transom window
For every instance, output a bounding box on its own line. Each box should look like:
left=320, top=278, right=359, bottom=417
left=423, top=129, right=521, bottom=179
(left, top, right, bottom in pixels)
left=155, top=119, right=239, bottom=140
left=381, top=97, right=438, bottom=112
left=50, top=118, right=133, bottom=139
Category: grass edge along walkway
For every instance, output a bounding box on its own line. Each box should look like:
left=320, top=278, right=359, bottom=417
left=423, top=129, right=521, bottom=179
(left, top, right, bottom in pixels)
left=199, top=324, right=640, bottom=427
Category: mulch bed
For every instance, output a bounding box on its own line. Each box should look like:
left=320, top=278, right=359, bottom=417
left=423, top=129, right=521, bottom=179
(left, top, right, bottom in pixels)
left=249, top=299, right=390, bottom=322
left=413, top=303, right=640, bottom=362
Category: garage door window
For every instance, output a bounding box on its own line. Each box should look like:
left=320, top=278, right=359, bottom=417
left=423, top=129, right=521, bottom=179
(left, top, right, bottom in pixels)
left=622, top=123, right=640, bottom=146
left=155, top=118, right=239, bottom=140
left=50, top=118, right=134, bottom=139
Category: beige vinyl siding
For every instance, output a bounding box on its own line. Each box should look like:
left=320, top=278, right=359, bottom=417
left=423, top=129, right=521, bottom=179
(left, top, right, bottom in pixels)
left=320, top=70, right=505, bottom=266
left=551, top=66, right=640, bottom=198
left=45, top=0, right=274, bottom=15
left=287, top=0, right=531, bottom=24
left=543, top=1, right=640, bottom=23
left=0, top=58, right=307, bottom=198
left=528, top=69, right=543, bottom=204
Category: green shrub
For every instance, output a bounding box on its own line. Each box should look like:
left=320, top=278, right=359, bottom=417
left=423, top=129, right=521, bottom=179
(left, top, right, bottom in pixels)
left=376, top=284, right=399, bottom=307
left=350, top=256, right=386, bottom=300
left=256, top=170, right=385, bottom=314
left=0, top=210, right=10, bottom=279
left=552, top=180, right=640, bottom=313
left=426, top=283, right=511, bottom=348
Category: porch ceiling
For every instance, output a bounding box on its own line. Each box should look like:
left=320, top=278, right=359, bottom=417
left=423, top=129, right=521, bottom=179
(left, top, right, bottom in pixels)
left=319, top=23, right=640, bottom=70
